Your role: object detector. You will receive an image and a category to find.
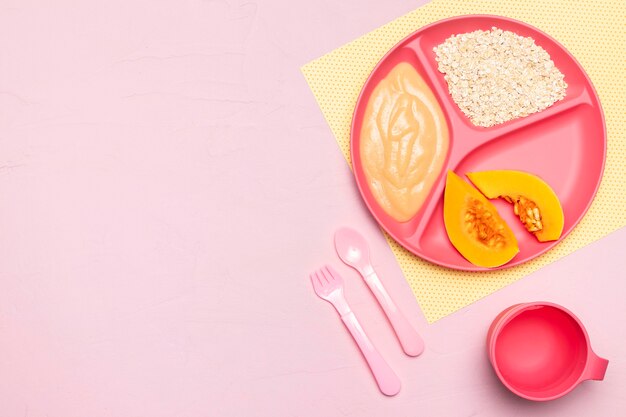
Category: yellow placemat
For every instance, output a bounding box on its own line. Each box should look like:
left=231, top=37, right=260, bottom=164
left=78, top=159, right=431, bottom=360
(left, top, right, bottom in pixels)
left=302, top=0, right=626, bottom=323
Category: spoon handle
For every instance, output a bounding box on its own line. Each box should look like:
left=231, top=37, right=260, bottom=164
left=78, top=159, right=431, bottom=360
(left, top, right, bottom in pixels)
left=363, top=270, right=425, bottom=357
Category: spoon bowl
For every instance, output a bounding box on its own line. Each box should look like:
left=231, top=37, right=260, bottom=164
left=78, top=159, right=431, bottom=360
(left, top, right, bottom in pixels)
left=334, top=227, right=372, bottom=273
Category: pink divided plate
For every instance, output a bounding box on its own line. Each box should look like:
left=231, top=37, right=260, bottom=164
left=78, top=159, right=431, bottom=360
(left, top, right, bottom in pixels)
left=350, top=15, right=606, bottom=271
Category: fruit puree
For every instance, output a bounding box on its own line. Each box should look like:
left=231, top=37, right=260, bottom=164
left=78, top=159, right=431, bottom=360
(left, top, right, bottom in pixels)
left=360, top=62, right=449, bottom=222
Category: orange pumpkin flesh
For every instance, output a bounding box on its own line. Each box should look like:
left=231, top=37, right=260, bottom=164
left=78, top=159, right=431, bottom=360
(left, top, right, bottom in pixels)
left=443, top=171, right=519, bottom=268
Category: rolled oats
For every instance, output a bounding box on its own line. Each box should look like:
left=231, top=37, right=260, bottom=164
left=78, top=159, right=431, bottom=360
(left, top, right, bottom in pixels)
left=433, top=27, right=567, bottom=127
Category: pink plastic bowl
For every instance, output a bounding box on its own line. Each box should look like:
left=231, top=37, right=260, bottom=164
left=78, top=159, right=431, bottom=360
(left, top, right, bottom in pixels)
left=487, top=302, right=608, bottom=401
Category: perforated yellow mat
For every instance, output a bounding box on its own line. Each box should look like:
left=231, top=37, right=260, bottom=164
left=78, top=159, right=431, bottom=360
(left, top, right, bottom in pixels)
left=301, top=0, right=626, bottom=323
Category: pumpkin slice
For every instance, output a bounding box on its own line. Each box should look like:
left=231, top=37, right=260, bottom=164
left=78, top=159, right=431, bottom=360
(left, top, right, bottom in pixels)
left=467, top=170, right=564, bottom=242
left=444, top=171, right=519, bottom=268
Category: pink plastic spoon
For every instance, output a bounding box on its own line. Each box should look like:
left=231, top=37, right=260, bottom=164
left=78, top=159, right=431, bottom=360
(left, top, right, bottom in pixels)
left=334, top=227, right=425, bottom=357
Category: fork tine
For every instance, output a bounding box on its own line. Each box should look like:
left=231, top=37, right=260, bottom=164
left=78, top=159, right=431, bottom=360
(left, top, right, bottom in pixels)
left=319, top=268, right=330, bottom=284
left=310, top=273, right=320, bottom=291
left=316, top=271, right=324, bottom=287
left=322, top=266, right=333, bottom=282
left=325, top=265, right=339, bottom=282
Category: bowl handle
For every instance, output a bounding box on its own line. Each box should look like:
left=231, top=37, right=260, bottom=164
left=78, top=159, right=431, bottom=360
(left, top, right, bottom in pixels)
left=583, top=351, right=609, bottom=381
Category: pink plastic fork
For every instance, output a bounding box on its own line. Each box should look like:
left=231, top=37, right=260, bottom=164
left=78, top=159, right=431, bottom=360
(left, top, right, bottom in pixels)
left=310, top=265, right=401, bottom=396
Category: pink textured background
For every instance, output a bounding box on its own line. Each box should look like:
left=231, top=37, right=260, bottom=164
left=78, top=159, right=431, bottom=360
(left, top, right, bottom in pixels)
left=0, top=1, right=624, bottom=416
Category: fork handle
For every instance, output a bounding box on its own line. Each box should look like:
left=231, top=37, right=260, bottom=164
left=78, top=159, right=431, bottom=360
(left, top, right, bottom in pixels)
left=341, top=312, right=401, bottom=396
left=364, top=271, right=424, bottom=357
